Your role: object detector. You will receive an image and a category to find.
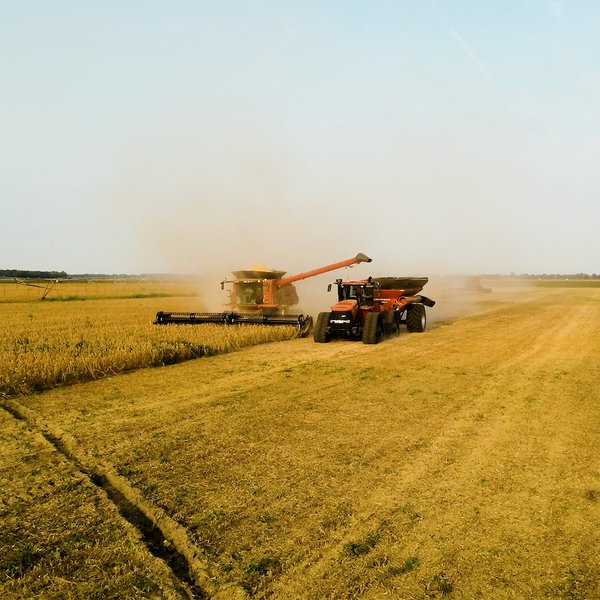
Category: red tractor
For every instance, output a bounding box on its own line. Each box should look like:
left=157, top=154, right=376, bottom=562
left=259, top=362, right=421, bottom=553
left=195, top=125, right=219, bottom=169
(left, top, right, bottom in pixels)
left=313, top=276, right=435, bottom=344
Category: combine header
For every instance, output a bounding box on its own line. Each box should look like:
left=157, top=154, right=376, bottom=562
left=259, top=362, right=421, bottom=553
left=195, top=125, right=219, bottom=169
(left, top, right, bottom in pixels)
left=154, top=253, right=372, bottom=336
left=314, top=276, right=435, bottom=344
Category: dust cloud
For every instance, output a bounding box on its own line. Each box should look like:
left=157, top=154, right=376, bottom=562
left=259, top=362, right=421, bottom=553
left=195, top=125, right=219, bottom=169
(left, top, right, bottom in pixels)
left=107, top=113, right=546, bottom=321
left=425, top=276, right=540, bottom=330
left=423, top=276, right=491, bottom=329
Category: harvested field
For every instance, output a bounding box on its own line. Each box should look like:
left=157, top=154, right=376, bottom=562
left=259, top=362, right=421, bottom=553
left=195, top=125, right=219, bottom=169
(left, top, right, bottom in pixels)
left=0, top=409, right=191, bottom=598
left=2, top=285, right=600, bottom=598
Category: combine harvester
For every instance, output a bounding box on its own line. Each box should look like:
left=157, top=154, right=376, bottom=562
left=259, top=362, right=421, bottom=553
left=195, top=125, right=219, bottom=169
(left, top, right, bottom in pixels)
left=154, top=253, right=372, bottom=336
left=314, top=276, right=436, bottom=344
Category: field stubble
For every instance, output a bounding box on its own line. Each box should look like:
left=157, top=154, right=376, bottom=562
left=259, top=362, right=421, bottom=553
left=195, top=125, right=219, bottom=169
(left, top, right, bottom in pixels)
left=0, top=409, right=191, bottom=598
left=4, top=285, right=600, bottom=597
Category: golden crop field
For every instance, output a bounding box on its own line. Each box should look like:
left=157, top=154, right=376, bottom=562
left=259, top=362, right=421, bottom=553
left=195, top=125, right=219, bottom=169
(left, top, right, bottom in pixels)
left=2, top=283, right=600, bottom=599
left=0, top=292, right=299, bottom=397
left=0, top=278, right=198, bottom=303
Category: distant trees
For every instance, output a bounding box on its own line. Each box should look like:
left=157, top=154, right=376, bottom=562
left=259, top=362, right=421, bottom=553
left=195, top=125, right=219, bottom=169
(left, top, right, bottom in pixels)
left=0, top=270, right=68, bottom=279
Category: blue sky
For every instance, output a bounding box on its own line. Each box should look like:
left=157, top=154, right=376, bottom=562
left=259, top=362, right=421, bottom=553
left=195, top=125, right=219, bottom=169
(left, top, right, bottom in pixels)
left=2, top=1, right=599, bottom=275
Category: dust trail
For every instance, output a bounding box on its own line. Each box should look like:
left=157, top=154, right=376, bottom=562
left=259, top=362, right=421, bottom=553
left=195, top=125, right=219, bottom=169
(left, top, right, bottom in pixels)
left=425, top=276, right=490, bottom=329
left=426, top=276, right=540, bottom=329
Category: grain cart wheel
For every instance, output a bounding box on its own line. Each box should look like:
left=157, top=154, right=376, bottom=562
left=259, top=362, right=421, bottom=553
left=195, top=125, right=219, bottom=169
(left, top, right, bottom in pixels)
left=313, top=312, right=331, bottom=343
left=406, top=303, right=426, bottom=333
left=362, top=312, right=383, bottom=344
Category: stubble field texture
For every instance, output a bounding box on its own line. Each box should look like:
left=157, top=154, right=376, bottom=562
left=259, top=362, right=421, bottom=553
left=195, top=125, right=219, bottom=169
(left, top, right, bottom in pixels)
left=1, top=279, right=599, bottom=599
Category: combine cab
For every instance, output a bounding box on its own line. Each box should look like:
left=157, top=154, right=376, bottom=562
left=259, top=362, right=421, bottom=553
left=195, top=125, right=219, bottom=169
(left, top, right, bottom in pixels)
left=314, top=276, right=435, bottom=344
left=154, top=253, right=372, bottom=336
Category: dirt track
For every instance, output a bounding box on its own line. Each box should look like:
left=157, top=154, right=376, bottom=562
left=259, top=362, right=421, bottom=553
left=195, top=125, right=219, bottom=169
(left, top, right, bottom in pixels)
left=5, top=286, right=600, bottom=598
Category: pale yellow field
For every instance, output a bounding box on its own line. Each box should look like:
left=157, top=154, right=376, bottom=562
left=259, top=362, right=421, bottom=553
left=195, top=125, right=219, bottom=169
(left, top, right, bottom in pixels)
left=0, top=296, right=298, bottom=396
left=2, top=284, right=600, bottom=598
left=0, top=278, right=198, bottom=303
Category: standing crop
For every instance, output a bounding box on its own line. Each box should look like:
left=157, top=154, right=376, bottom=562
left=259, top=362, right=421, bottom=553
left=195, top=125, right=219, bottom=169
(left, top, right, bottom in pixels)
left=0, top=298, right=298, bottom=396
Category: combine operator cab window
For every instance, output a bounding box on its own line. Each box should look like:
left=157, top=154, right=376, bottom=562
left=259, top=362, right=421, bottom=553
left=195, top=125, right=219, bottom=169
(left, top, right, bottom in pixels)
left=237, top=282, right=262, bottom=305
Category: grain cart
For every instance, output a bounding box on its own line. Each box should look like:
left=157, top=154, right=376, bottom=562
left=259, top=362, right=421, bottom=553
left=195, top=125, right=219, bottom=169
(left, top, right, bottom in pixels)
left=154, top=253, right=372, bottom=336
left=313, top=276, right=435, bottom=344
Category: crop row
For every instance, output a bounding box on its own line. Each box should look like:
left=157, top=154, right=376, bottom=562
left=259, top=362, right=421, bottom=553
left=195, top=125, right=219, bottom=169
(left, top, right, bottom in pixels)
left=0, top=297, right=298, bottom=396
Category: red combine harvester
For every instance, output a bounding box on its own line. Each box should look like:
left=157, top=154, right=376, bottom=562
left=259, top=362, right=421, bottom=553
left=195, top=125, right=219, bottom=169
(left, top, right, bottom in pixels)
left=313, top=276, right=435, bottom=344
left=154, top=253, right=372, bottom=336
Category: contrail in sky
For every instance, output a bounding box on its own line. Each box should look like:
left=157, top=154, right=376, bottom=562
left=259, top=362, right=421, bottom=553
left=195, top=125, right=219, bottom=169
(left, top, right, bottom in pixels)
left=448, top=24, right=497, bottom=87
left=429, top=1, right=511, bottom=108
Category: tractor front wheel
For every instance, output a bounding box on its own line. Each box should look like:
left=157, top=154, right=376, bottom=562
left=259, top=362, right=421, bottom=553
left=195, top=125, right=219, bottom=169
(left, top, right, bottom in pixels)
left=313, top=312, right=331, bottom=343
left=362, top=312, right=383, bottom=344
left=406, top=303, right=426, bottom=332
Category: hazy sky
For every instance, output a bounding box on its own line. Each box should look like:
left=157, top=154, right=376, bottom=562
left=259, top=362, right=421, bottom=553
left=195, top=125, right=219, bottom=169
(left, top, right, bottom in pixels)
left=2, top=1, right=599, bottom=276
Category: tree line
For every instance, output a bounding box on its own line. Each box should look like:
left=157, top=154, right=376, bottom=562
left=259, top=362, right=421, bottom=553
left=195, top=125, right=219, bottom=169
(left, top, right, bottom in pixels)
left=0, top=270, right=68, bottom=279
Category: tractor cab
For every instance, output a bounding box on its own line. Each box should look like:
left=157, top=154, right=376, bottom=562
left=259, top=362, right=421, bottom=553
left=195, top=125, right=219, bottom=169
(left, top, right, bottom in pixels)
left=336, top=279, right=377, bottom=307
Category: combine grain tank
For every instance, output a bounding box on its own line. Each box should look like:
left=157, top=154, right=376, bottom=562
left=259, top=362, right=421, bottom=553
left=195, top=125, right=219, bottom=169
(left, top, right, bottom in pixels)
left=154, top=253, right=372, bottom=336
left=314, top=276, right=435, bottom=344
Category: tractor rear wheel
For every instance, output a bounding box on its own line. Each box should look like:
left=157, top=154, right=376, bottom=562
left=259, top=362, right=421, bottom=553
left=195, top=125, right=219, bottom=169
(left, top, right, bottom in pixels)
left=313, top=312, right=331, bottom=343
left=362, top=312, right=383, bottom=344
left=406, top=303, right=426, bottom=332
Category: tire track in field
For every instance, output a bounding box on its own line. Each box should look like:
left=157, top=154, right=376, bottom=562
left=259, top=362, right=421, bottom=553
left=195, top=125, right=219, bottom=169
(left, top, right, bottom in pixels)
left=0, top=397, right=248, bottom=600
